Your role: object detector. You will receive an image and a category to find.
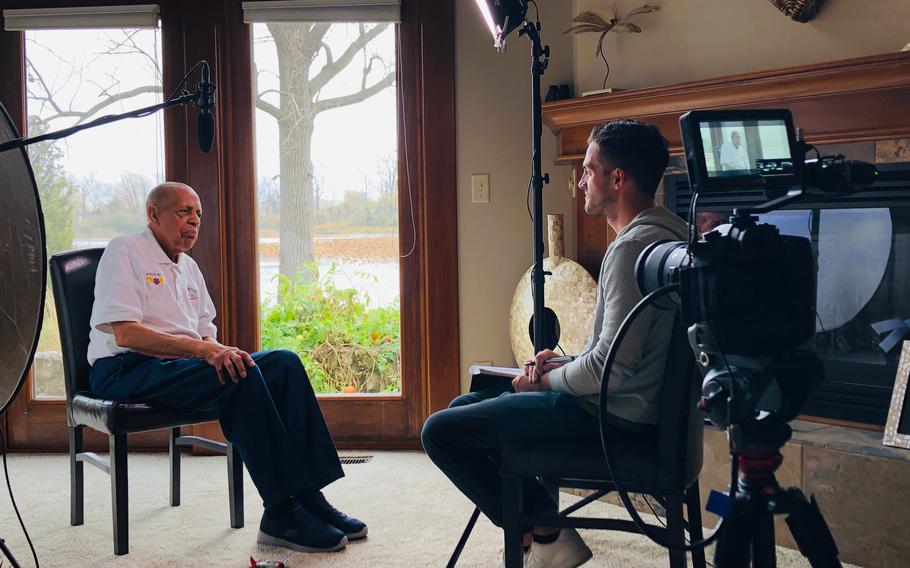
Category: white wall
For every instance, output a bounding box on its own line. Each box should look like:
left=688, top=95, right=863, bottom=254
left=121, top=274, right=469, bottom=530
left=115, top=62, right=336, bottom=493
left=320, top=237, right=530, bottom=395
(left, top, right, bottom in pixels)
left=455, top=0, right=574, bottom=391
left=572, top=0, right=910, bottom=93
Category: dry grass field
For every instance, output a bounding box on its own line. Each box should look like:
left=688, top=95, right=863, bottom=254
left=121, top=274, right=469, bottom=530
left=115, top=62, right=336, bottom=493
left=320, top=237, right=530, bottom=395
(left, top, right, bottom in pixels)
left=258, top=234, right=399, bottom=261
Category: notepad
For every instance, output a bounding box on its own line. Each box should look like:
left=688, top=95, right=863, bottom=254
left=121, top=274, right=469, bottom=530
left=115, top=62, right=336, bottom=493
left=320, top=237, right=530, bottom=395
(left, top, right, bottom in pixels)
left=468, top=365, right=521, bottom=378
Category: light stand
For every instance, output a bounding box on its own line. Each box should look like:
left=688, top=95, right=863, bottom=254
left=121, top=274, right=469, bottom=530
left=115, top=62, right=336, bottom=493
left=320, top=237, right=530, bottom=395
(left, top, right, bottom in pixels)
left=473, top=0, right=553, bottom=352
left=521, top=20, right=551, bottom=352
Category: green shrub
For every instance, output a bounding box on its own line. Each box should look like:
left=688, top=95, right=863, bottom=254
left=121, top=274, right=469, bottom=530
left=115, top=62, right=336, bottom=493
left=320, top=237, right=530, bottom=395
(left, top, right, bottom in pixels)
left=260, top=262, right=401, bottom=393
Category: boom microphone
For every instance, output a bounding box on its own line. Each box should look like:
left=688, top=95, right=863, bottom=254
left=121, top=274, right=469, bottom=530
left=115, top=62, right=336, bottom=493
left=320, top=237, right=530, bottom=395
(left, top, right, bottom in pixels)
left=194, top=62, right=216, bottom=153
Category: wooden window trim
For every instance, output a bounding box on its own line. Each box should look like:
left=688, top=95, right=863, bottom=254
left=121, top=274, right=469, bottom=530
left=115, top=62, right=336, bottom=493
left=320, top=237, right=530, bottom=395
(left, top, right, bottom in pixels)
left=0, top=0, right=459, bottom=450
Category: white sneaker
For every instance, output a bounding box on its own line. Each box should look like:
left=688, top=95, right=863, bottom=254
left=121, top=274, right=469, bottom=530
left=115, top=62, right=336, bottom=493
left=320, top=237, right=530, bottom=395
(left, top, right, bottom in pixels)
left=524, top=528, right=593, bottom=568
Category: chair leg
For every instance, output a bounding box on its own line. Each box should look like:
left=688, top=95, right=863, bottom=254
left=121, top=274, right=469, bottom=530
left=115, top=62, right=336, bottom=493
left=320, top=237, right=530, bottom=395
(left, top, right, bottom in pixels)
left=227, top=442, right=244, bottom=528
left=110, top=433, right=129, bottom=555
left=446, top=506, right=481, bottom=568
left=170, top=427, right=180, bottom=507
left=686, top=483, right=706, bottom=568
left=502, top=476, right=524, bottom=568
left=69, top=426, right=84, bottom=526
left=665, top=494, right=686, bottom=568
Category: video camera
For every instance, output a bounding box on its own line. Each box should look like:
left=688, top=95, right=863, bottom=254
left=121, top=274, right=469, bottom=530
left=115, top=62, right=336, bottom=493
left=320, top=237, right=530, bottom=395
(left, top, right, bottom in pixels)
left=629, top=109, right=872, bottom=566
left=636, top=109, right=877, bottom=435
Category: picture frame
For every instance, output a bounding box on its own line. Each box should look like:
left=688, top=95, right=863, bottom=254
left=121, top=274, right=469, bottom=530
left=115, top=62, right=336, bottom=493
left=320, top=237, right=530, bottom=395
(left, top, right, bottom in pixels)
left=883, top=340, right=910, bottom=449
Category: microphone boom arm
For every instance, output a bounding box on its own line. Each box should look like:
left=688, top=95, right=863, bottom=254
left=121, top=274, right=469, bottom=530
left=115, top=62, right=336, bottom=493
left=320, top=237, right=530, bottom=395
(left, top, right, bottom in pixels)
left=0, top=91, right=196, bottom=154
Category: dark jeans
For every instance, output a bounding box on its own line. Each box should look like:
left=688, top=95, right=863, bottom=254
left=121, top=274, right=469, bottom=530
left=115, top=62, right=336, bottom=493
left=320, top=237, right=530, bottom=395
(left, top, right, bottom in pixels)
left=90, top=349, right=344, bottom=509
left=421, top=382, right=603, bottom=527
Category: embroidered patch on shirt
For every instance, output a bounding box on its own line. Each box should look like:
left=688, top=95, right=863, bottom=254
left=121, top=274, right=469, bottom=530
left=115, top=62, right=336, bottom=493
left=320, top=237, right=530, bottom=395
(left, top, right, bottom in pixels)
left=145, top=273, right=165, bottom=285
left=186, top=286, right=199, bottom=301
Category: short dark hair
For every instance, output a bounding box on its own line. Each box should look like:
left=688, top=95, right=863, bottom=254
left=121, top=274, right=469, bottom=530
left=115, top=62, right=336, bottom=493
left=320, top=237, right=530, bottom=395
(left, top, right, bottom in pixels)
left=587, top=119, right=669, bottom=197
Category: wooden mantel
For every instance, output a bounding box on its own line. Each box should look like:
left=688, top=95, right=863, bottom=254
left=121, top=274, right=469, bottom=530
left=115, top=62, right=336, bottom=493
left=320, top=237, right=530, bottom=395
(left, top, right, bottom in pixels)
left=543, top=52, right=910, bottom=163
left=551, top=51, right=910, bottom=312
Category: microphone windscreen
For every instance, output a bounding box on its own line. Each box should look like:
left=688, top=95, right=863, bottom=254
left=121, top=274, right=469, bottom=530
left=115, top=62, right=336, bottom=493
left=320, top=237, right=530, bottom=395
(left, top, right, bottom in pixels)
left=197, top=110, right=215, bottom=154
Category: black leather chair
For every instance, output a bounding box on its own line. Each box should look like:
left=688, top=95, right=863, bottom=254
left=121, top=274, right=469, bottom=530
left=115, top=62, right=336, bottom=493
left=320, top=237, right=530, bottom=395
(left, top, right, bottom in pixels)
left=448, top=315, right=706, bottom=568
left=50, top=248, right=244, bottom=556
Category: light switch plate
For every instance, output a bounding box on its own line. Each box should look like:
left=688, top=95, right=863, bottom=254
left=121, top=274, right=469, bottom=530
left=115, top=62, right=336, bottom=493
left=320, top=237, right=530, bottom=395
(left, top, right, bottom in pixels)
left=471, top=174, right=490, bottom=203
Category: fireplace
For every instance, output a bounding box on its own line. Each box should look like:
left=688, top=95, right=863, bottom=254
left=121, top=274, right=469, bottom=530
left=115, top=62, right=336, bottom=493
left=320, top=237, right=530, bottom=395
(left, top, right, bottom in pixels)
left=664, top=163, right=910, bottom=425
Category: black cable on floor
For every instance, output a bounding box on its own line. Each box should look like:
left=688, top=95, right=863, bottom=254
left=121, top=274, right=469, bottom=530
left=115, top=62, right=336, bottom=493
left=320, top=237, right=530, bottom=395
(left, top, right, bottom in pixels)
left=0, top=424, right=39, bottom=568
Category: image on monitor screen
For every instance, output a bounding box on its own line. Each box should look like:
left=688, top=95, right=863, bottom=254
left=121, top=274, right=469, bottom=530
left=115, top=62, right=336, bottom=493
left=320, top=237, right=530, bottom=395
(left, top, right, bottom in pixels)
left=699, top=119, right=793, bottom=178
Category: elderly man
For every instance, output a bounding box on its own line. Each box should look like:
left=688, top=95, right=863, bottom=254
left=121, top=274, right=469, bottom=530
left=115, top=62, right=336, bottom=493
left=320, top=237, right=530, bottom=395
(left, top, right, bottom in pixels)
left=422, top=120, right=689, bottom=568
left=88, top=182, right=365, bottom=553
left=719, top=130, right=749, bottom=171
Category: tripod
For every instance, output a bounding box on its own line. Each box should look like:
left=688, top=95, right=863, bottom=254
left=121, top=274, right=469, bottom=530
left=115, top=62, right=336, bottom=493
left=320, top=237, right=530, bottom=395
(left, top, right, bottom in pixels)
left=693, top=342, right=843, bottom=568
left=714, top=447, right=841, bottom=568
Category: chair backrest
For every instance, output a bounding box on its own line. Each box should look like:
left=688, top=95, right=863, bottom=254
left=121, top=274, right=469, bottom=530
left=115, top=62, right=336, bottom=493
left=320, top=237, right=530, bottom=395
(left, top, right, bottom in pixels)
left=654, top=314, right=704, bottom=492
left=49, top=248, right=104, bottom=403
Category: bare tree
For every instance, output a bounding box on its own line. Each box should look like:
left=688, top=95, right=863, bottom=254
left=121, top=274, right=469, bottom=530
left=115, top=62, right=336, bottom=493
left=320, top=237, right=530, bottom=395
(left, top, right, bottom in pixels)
left=25, top=30, right=162, bottom=125
left=373, top=152, right=398, bottom=227
left=114, top=171, right=153, bottom=222
left=256, top=23, right=394, bottom=277
left=257, top=174, right=281, bottom=215
left=312, top=163, right=327, bottom=220
left=375, top=152, right=397, bottom=198
left=73, top=173, right=117, bottom=213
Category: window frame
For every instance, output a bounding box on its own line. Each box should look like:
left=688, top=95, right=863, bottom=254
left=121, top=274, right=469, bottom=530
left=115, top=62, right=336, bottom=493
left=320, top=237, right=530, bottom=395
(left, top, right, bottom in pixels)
left=0, top=0, right=458, bottom=451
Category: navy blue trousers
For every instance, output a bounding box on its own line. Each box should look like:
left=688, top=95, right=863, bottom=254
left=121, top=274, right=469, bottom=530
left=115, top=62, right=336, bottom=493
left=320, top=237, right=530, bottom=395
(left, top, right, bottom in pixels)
left=90, top=349, right=343, bottom=509
left=421, top=383, right=602, bottom=527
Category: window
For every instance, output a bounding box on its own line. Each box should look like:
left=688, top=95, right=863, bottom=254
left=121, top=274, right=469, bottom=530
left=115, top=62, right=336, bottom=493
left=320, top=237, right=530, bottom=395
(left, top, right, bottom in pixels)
left=251, top=19, right=401, bottom=394
left=23, top=25, right=164, bottom=399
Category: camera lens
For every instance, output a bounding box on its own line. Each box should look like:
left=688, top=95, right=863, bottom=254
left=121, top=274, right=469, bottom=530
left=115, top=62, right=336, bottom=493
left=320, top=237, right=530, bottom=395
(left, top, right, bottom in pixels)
left=635, top=240, right=689, bottom=309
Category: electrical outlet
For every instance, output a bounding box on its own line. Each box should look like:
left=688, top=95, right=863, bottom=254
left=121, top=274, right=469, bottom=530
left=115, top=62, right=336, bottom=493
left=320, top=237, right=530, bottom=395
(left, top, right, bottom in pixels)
left=471, top=174, right=490, bottom=203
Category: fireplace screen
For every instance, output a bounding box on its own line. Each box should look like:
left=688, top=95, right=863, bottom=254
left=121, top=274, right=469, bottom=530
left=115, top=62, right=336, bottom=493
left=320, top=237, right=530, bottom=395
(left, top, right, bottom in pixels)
left=696, top=207, right=910, bottom=424
left=668, top=164, right=910, bottom=424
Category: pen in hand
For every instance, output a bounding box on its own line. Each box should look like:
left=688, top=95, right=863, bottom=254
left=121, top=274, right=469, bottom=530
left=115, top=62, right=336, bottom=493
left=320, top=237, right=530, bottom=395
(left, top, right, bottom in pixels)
left=524, top=355, right=576, bottom=367
left=523, top=355, right=575, bottom=385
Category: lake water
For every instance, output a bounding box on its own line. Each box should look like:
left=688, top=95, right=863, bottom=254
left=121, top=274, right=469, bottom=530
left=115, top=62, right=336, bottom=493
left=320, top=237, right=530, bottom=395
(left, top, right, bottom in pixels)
left=73, top=239, right=401, bottom=308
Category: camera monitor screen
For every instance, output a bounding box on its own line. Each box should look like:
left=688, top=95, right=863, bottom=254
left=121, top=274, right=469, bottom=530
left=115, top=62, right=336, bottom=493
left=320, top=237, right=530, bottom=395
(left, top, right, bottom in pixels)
left=700, top=119, right=793, bottom=178
left=679, top=109, right=800, bottom=194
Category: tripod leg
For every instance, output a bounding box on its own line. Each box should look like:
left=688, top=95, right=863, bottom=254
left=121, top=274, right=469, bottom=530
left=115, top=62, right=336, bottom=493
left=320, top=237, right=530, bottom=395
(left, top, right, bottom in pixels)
left=783, top=490, right=842, bottom=568
left=714, top=493, right=754, bottom=568
left=749, top=498, right=776, bottom=568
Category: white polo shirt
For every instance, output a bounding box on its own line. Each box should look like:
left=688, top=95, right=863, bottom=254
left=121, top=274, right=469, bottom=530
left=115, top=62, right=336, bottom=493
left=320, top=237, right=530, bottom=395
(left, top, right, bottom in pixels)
left=87, top=227, right=217, bottom=365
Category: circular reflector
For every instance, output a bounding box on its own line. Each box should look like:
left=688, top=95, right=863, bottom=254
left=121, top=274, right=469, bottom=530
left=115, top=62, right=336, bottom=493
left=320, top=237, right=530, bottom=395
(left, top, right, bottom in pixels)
left=0, top=103, right=47, bottom=416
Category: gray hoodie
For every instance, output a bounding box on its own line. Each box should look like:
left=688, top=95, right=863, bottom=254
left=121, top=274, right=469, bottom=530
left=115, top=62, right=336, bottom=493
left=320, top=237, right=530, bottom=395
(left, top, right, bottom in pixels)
left=547, top=206, right=689, bottom=425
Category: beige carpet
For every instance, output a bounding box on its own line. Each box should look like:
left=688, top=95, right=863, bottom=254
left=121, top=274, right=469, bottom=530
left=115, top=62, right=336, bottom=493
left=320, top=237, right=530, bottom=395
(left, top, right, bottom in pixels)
left=0, top=451, right=851, bottom=567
